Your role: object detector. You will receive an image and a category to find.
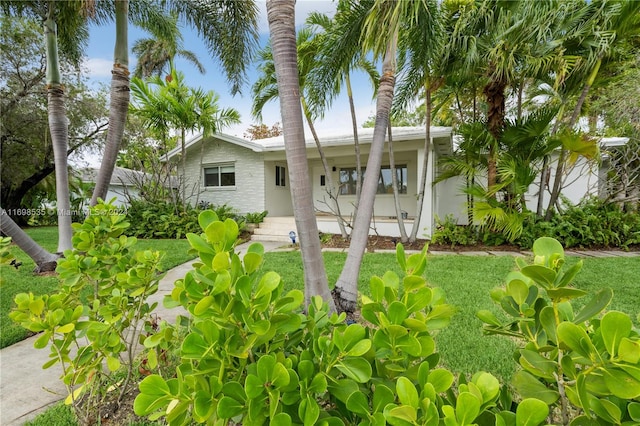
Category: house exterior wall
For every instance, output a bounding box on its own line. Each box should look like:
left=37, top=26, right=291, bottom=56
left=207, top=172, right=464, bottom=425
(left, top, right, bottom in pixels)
left=183, top=137, right=267, bottom=214
left=264, top=160, right=294, bottom=216
left=436, top=153, right=601, bottom=226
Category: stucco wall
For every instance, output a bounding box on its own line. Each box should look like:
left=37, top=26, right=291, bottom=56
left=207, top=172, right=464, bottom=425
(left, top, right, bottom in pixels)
left=182, top=137, right=266, bottom=214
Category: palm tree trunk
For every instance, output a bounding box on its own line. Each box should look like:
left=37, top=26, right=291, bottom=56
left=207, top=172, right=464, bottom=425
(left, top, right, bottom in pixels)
left=301, top=97, right=349, bottom=238
left=266, top=0, right=335, bottom=311
left=388, top=125, right=408, bottom=243
left=346, top=73, right=362, bottom=213
left=44, top=14, right=72, bottom=252
left=545, top=58, right=602, bottom=220
left=181, top=127, right=187, bottom=209
left=91, top=0, right=130, bottom=207
left=483, top=75, right=506, bottom=193
left=333, top=36, right=397, bottom=314
left=0, top=209, right=59, bottom=272
left=410, top=82, right=432, bottom=242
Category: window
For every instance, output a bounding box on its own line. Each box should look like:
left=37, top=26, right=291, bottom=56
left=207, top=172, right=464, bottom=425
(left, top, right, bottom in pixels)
left=320, top=175, right=326, bottom=186
left=204, top=164, right=235, bottom=187
left=275, top=165, right=286, bottom=187
left=339, top=165, right=407, bottom=195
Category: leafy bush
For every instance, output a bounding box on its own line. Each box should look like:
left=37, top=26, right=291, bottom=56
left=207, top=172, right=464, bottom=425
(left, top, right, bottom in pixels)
left=134, top=211, right=551, bottom=426
left=125, top=200, right=247, bottom=239
left=245, top=210, right=268, bottom=224
left=431, top=215, right=480, bottom=247
left=520, top=197, right=640, bottom=249
left=478, top=237, right=640, bottom=424
left=10, top=202, right=165, bottom=425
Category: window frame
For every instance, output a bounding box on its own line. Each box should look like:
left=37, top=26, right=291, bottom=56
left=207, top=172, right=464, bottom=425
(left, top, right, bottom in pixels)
left=275, top=165, right=286, bottom=187
left=203, top=163, right=236, bottom=188
left=339, top=165, right=408, bottom=195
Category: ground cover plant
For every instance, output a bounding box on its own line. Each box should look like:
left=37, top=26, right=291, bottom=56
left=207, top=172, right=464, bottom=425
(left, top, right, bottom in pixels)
left=0, top=226, right=195, bottom=348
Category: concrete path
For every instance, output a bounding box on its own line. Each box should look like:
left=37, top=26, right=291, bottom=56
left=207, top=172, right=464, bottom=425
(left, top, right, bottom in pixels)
left=1, top=241, right=637, bottom=425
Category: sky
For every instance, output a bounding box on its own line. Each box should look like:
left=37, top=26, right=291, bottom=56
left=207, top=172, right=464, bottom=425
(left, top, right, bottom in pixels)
left=84, top=0, right=379, bottom=141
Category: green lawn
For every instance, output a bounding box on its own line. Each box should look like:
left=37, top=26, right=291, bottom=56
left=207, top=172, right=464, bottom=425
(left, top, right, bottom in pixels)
left=263, top=250, right=640, bottom=381
left=0, top=227, right=195, bottom=348
left=3, top=228, right=637, bottom=382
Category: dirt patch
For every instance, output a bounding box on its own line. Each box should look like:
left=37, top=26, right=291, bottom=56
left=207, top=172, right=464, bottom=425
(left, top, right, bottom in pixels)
left=320, top=233, right=524, bottom=253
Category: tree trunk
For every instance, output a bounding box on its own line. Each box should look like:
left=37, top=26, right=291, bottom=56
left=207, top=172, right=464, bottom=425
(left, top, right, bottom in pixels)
left=333, top=37, right=397, bottom=314
left=0, top=209, right=59, bottom=272
left=483, top=75, right=506, bottom=193
left=91, top=0, right=130, bottom=207
left=44, top=14, right=72, bottom=253
left=388, top=125, right=408, bottom=243
left=410, top=82, right=432, bottom=242
left=346, top=73, right=362, bottom=214
left=545, top=58, right=601, bottom=220
left=301, top=97, right=349, bottom=238
left=266, top=0, right=335, bottom=311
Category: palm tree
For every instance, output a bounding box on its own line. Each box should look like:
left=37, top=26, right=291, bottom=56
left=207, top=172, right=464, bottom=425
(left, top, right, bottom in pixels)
left=132, top=13, right=205, bottom=79
left=251, top=27, right=350, bottom=238
left=265, top=0, right=336, bottom=311
left=91, top=0, right=259, bottom=206
left=0, top=209, right=59, bottom=272
left=306, top=11, right=380, bottom=210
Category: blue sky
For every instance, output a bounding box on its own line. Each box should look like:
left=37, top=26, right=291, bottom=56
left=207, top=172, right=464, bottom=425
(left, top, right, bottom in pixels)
left=84, top=0, right=378, bottom=139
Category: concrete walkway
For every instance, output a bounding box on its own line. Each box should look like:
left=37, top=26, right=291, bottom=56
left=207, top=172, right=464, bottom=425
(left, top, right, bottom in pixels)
left=1, top=241, right=637, bottom=425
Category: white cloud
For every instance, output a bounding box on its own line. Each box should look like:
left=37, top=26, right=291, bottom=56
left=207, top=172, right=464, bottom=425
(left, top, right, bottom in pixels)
left=83, top=58, right=113, bottom=78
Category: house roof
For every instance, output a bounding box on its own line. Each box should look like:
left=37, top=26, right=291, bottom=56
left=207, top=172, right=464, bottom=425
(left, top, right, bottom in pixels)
left=80, top=167, right=151, bottom=187
left=600, top=136, right=629, bottom=147
left=162, top=126, right=454, bottom=160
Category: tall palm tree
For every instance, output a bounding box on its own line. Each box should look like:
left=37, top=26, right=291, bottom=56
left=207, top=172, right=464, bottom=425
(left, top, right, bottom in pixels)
left=1, top=0, right=100, bottom=252
left=306, top=11, right=380, bottom=210
left=251, top=27, right=350, bottom=238
left=265, top=0, right=336, bottom=311
left=91, top=0, right=259, bottom=206
left=132, top=13, right=205, bottom=79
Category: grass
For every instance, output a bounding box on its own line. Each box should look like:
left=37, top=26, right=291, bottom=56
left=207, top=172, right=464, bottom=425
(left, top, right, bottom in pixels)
left=0, top=227, right=195, bottom=348
left=263, top=250, right=640, bottom=381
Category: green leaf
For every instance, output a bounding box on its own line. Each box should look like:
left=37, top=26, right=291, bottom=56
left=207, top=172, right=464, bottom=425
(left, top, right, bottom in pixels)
left=520, top=265, right=556, bottom=289
left=396, top=377, right=419, bottom=408
left=370, top=276, right=385, bottom=303
left=507, top=279, right=529, bottom=305
left=519, top=350, right=556, bottom=380
left=456, top=392, right=481, bottom=424
left=427, top=368, right=455, bottom=393
left=299, top=396, right=320, bottom=426
left=628, top=402, right=640, bottom=422
left=346, top=390, right=370, bottom=416
left=181, top=333, right=208, bottom=359
left=603, top=368, right=640, bottom=399
left=545, top=287, right=588, bottom=301
left=373, top=384, right=395, bottom=413
left=516, top=398, right=548, bottom=426
left=194, top=295, right=214, bottom=316
left=532, top=237, right=564, bottom=262
left=205, top=221, right=226, bottom=245
left=539, top=306, right=557, bottom=344
left=600, top=311, right=631, bottom=358
left=405, top=287, right=432, bottom=313
left=212, top=252, right=230, bottom=272
left=557, top=322, right=596, bottom=359
left=403, top=275, right=425, bottom=292
left=387, top=301, right=408, bottom=324
left=254, top=271, right=281, bottom=299
left=106, top=356, right=120, bottom=372
left=243, top=252, right=262, bottom=274
left=385, top=405, right=417, bottom=426
left=396, top=244, right=406, bottom=272
left=347, top=339, right=372, bottom=357
left=477, top=310, right=502, bottom=326
left=555, top=260, right=582, bottom=288
left=336, top=357, right=372, bottom=383
left=198, top=210, right=219, bottom=231
left=573, top=288, right=613, bottom=324
left=186, top=233, right=214, bottom=254
left=270, top=412, right=292, bottom=426
left=512, top=371, right=559, bottom=405
left=619, top=338, right=640, bottom=363
left=472, top=371, right=500, bottom=404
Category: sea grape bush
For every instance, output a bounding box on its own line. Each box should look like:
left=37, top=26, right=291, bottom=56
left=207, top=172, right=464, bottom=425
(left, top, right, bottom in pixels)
left=477, top=237, right=640, bottom=425
left=9, top=201, right=164, bottom=425
left=134, top=211, right=549, bottom=425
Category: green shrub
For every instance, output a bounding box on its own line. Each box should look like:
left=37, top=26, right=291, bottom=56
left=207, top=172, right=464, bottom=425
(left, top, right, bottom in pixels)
left=245, top=210, right=268, bottom=224
left=134, top=211, right=550, bottom=426
left=10, top=201, right=165, bottom=425
left=478, top=237, right=640, bottom=424
left=431, top=215, right=480, bottom=247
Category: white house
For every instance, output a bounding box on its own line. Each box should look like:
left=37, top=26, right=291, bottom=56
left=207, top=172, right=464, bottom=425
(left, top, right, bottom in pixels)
left=79, top=167, right=148, bottom=206
left=163, top=128, right=627, bottom=240
left=163, top=127, right=454, bottom=239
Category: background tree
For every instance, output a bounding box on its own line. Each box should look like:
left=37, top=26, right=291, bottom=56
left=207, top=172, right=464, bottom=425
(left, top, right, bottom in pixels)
left=243, top=122, right=283, bottom=140
left=132, top=13, right=204, bottom=79
left=266, top=0, right=336, bottom=310
left=0, top=17, right=108, bottom=226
